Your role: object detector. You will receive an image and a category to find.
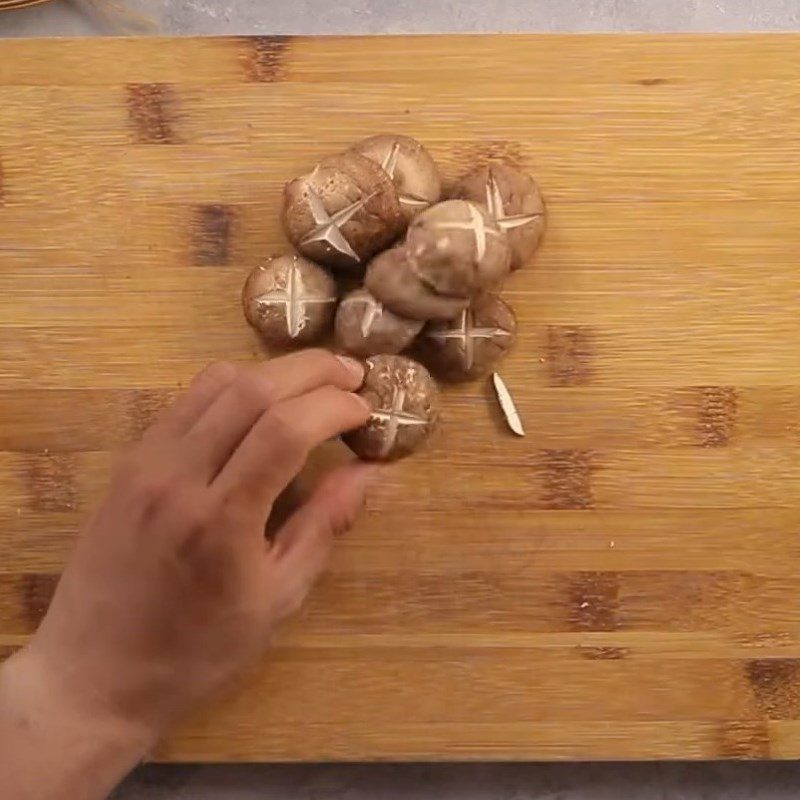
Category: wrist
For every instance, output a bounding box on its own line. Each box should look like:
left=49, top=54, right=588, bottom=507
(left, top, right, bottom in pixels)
left=1, top=644, right=157, bottom=764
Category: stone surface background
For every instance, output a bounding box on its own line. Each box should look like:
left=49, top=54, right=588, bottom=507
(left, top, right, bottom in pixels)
left=2, top=0, right=800, bottom=36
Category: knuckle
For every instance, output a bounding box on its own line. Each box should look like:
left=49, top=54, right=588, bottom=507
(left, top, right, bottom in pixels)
left=194, top=360, right=237, bottom=389
left=306, top=347, right=340, bottom=374
left=236, top=370, right=278, bottom=411
left=113, top=445, right=160, bottom=490
left=264, top=406, right=311, bottom=454
left=285, top=591, right=306, bottom=617
left=213, top=487, right=244, bottom=521
left=276, top=586, right=307, bottom=620
left=112, top=443, right=142, bottom=478
left=113, top=449, right=185, bottom=518
left=208, top=491, right=249, bottom=531
left=176, top=507, right=228, bottom=565
left=130, top=470, right=175, bottom=515
left=327, top=507, right=357, bottom=540
left=173, top=494, right=213, bottom=536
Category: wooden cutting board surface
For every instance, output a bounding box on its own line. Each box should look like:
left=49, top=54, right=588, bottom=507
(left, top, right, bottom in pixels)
left=1, top=34, right=800, bottom=762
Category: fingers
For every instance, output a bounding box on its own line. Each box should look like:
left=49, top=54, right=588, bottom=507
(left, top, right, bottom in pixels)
left=213, top=385, right=371, bottom=515
left=269, top=461, right=377, bottom=615
left=144, top=361, right=238, bottom=443
left=184, top=350, right=365, bottom=479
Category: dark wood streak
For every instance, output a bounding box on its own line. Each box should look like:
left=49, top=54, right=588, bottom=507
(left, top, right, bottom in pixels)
left=577, top=645, right=628, bottom=660
left=0, top=157, right=5, bottom=206
left=546, top=325, right=594, bottom=387
left=636, top=77, right=669, bottom=86
left=26, top=452, right=77, bottom=512
left=746, top=659, right=800, bottom=719
left=451, top=140, right=526, bottom=170
left=126, top=83, right=180, bottom=144
left=540, top=449, right=595, bottom=510
left=566, top=572, right=620, bottom=632
left=716, top=720, right=771, bottom=759
left=246, top=36, right=293, bottom=82
left=695, top=386, right=737, bottom=447
left=192, top=204, right=234, bottom=266
left=21, top=573, right=60, bottom=631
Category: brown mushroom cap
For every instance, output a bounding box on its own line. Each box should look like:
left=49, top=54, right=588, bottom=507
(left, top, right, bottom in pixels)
left=420, top=293, right=517, bottom=382
left=351, top=134, right=442, bottom=223
left=364, top=247, right=470, bottom=322
left=282, top=151, right=404, bottom=272
left=406, top=199, right=511, bottom=297
left=454, top=163, right=546, bottom=270
left=334, top=287, right=423, bottom=358
left=242, top=255, right=337, bottom=347
left=343, top=354, right=439, bottom=461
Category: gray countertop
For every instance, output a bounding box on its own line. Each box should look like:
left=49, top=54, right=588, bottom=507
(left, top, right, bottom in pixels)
left=112, top=762, right=799, bottom=799
left=2, top=0, right=800, bottom=35
left=4, top=1, right=800, bottom=798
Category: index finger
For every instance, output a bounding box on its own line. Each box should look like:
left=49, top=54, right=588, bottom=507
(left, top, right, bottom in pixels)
left=213, top=385, right=370, bottom=518
left=143, top=361, right=239, bottom=443
left=184, top=349, right=364, bottom=480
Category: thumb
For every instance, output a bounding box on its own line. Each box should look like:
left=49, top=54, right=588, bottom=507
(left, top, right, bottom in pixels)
left=271, top=461, right=377, bottom=604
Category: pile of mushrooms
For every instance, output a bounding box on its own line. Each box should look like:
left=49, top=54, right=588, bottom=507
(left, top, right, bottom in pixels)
left=242, top=135, right=546, bottom=461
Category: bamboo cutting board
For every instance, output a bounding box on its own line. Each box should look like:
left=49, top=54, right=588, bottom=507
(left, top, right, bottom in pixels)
left=1, top=35, right=800, bottom=762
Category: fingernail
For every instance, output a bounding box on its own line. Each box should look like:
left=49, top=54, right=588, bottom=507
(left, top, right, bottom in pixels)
left=336, top=355, right=365, bottom=383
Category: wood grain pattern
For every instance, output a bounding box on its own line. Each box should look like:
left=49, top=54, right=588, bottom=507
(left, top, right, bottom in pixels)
left=0, top=35, right=799, bottom=762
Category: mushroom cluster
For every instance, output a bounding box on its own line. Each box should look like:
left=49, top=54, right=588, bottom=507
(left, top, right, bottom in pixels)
left=241, top=135, right=546, bottom=460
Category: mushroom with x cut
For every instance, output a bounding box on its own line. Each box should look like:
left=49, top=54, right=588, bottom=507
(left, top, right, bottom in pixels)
left=352, top=134, right=442, bottom=224
left=335, top=287, right=423, bottom=358
left=421, top=294, right=517, bottom=381
left=344, top=354, right=439, bottom=461
left=302, top=188, right=376, bottom=264
left=455, top=162, right=546, bottom=270
left=406, top=199, right=512, bottom=297
left=242, top=255, right=337, bottom=347
left=282, top=152, right=404, bottom=272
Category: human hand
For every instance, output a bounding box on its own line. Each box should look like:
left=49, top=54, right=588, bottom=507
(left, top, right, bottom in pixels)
left=7, top=350, right=372, bottom=753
